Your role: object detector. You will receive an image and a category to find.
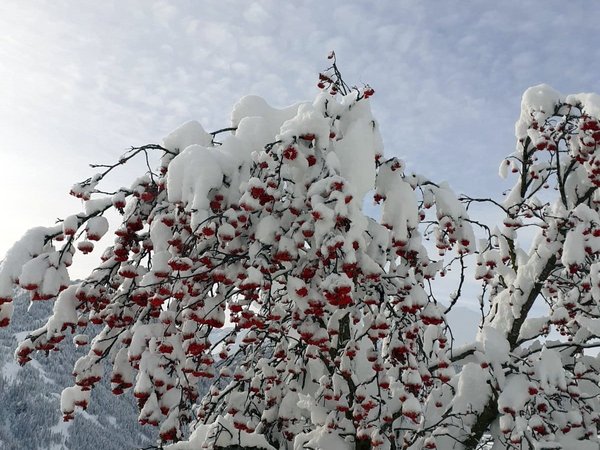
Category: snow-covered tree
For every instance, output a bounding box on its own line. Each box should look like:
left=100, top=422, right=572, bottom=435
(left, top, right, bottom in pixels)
left=1, top=58, right=600, bottom=449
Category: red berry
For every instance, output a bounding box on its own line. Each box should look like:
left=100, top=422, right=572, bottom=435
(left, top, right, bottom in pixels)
left=141, top=191, right=154, bottom=202
left=283, top=146, right=298, bottom=160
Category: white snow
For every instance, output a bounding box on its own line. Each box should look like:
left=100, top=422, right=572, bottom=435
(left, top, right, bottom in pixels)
left=536, top=347, right=567, bottom=393
left=0, top=226, right=59, bottom=297
left=565, top=92, right=600, bottom=119
left=294, top=427, right=351, bottom=450
left=85, top=216, right=109, bottom=240
left=163, top=120, right=213, bottom=152
left=515, top=84, right=561, bottom=140
left=452, top=363, right=490, bottom=415
left=330, top=106, right=379, bottom=201
left=165, top=416, right=276, bottom=450
left=498, top=374, right=529, bottom=414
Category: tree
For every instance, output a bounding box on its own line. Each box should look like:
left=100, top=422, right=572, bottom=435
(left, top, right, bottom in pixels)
left=1, top=58, right=600, bottom=450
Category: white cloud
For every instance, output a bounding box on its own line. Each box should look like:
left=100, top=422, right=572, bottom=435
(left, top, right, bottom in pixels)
left=243, top=2, right=270, bottom=24
left=2, top=0, right=600, bottom=279
left=152, top=0, right=178, bottom=26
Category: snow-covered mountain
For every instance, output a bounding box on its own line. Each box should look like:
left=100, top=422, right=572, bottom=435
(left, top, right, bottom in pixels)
left=0, top=289, right=156, bottom=450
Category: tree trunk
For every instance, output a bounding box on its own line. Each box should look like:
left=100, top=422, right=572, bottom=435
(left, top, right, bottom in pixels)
left=356, top=438, right=373, bottom=450
left=464, top=396, right=498, bottom=449
left=465, top=254, right=558, bottom=448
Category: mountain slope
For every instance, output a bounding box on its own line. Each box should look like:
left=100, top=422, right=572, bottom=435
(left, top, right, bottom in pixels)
left=0, top=289, right=155, bottom=450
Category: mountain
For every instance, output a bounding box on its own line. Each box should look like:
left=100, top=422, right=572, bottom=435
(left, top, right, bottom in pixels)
left=0, top=289, right=156, bottom=450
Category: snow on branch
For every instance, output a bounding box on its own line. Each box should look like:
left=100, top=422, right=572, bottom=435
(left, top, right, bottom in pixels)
left=2, top=63, right=600, bottom=450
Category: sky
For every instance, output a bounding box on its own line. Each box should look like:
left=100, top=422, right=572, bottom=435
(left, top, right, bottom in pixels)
left=1, top=0, right=600, bottom=292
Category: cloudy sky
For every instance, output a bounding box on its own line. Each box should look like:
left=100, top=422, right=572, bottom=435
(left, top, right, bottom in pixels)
left=2, top=0, right=600, bottom=285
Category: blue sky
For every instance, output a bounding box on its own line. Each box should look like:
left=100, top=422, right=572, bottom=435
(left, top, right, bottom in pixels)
left=2, top=0, right=600, bottom=281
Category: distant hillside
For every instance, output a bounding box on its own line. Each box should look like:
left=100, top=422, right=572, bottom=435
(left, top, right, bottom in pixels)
left=0, top=289, right=155, bottom=450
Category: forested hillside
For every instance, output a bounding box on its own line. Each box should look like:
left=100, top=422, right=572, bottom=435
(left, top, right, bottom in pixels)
left=0, top=289, right=155, bottom=450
